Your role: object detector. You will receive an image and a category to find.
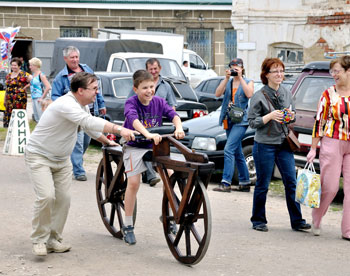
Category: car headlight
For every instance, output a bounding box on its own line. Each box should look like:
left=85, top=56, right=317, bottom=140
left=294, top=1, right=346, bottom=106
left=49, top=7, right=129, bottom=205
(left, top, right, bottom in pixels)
left=192, top=137, right=216, bottom=151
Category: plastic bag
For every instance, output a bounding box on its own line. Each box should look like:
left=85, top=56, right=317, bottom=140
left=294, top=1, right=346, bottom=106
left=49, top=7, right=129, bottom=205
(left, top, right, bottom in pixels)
left=296, top=162, right=321, bottom=208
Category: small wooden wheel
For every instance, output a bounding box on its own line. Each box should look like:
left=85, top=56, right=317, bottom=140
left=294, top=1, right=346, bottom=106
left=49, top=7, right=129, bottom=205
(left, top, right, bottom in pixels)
left=161, top=175, right=212, bottom=265
left=96, top=155, right=136, bottom=239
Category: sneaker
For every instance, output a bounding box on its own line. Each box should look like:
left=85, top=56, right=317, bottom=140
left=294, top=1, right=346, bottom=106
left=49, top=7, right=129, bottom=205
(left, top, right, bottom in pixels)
left=232, top=185, right=251, bottom=192
left=252, top=224, right=268, bottom=232
left=159, top=215, right=177, bottom=235
left=312, top=224, right=321, bottom=236
left=213, top=184, right=231, bottom=192
left=46, top=239, right=71, bottom=253
left=148, top=177, right=160, bottom=187
left=122, top=225, right=136, bottom=245
left=32, top=243, right=47, bottom=256
left=75, top=175, right=87, bottom=181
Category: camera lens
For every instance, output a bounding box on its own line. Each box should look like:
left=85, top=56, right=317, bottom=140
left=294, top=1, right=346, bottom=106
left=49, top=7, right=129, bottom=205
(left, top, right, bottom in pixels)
left=230, top=70, right=238, bottom=76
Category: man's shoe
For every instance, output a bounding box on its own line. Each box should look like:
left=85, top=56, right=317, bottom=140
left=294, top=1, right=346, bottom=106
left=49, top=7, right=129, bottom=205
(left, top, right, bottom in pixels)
left=293, top=223, right=311, bottom=232
left=312, top=224, right=321, bottom=236
left=213, top=184, right=231, bottom=193
left=32, top=243, right=47, bottom=256
left=232, top=185, right=251, bottom=192
left=75, top=175, right=87, bottom=181
left=122, top=225, right=136, bottom=245
left=252, top=224, right=268, bottom=232
left=148, top=177, right=160, bottom=187
left=46, top=239, right=71, bottom=253
left=342, top=236, right=350, bottom=241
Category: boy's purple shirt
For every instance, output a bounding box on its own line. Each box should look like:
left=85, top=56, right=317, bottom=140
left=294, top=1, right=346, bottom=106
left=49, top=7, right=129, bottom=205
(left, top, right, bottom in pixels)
left=124, top=95, right=178, bottom=148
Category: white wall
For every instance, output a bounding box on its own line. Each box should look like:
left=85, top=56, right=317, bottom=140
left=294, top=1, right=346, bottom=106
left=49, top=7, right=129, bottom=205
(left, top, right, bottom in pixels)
left=231, top=0, right=350, bottom=80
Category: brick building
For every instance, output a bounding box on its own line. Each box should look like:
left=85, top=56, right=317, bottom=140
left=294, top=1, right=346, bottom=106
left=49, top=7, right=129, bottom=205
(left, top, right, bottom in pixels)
left=0, top=0, right=234, bottom=76
left=232, top=0, right=350, bottom=79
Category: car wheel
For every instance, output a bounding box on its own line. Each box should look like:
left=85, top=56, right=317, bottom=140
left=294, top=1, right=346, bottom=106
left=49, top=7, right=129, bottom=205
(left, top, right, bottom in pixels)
left=232, top=144, right=256, bottom=185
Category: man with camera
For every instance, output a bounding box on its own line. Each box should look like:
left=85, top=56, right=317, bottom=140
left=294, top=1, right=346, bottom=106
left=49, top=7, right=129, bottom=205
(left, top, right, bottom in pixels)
left=213, top=58, right=254, bottom=193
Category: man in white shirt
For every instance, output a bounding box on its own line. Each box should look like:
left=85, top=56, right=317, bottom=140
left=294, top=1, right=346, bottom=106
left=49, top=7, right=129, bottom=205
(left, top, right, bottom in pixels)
left=26, top=72, right=136, bottom=257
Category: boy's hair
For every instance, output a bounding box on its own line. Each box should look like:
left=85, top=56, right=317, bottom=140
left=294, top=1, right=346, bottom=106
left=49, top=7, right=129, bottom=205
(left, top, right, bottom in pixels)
left=133, top=70, right=153, bottom=88
left=70, top=72, right=98, bottom=93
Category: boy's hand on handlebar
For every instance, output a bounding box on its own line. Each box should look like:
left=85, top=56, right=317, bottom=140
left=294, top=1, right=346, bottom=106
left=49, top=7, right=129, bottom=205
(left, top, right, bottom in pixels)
left=174, top=128, right=185, bottom=140
left=147, top=133, right=162, bottom=145
left=120, top=128, right=139, bottom=142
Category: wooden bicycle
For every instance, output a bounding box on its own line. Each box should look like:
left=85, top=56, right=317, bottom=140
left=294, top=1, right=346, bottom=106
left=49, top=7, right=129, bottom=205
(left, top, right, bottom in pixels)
left=96, top=126, right=215, bottom=265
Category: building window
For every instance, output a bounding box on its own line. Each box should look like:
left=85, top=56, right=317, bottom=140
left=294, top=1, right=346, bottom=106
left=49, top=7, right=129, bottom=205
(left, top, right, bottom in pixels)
left=60, top=27, right=91, bottom=38
left=147, top=28, right=174, bottom=33
left=225, top=29, right=237, bottom=65
left=270, top=42, right=303, bottom=65
left=186, top=29, right=212, bottom=67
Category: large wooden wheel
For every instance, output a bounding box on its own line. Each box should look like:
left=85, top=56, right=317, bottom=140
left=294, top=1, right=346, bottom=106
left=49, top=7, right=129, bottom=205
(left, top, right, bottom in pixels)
left=161, top=174, right=212, bottom=265
left=96, top=154, right=136, bottom=239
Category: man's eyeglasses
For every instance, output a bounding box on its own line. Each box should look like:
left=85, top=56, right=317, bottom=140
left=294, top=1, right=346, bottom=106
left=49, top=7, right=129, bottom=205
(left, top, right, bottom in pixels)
left=269, top=70, right=285, bottom=75
left=85, top=87, right=98, bottom=92
left=329, top=69, right=344, bottom=75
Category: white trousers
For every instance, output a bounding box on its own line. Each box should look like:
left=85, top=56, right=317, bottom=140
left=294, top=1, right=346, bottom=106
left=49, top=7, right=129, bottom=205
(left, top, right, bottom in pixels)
left=25, top=152, right=72, bottom=244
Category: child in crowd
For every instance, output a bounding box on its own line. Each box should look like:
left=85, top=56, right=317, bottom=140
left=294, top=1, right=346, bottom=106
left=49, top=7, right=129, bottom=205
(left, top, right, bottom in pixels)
left=122, top=69, right=185, bottom=245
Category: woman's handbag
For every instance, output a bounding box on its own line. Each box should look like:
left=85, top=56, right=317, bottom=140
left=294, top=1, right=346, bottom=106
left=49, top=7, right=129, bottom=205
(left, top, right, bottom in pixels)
left=296, top=162, right=321, bottom=208
left=284, top=127, right=300, bottom=152
left=227, top=104, right=244, bottom=123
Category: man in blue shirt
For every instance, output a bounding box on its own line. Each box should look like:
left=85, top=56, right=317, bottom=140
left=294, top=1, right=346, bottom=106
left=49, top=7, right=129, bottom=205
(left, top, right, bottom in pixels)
left=51, top=46, right=106, bottom=181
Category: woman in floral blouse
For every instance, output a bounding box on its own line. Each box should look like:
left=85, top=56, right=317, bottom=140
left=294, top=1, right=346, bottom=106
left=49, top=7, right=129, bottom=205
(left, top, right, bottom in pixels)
left=3, top=57, right=32, bottom=127
left=307, top=55, right=350, bottom=240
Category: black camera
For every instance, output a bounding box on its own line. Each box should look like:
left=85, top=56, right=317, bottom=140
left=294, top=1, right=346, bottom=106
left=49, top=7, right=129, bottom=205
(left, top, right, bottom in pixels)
left=230, top=69, right=238, bottom=76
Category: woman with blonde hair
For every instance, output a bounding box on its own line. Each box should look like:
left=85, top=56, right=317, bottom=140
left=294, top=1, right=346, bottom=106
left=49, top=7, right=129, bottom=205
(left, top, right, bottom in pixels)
left=29, top=57, right=51, bottom=122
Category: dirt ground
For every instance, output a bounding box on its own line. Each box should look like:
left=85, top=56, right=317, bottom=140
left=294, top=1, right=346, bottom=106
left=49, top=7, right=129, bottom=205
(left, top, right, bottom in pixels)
left=1, top=137, right=350, bottom=276
left=1, top=101, right=350, bottom=275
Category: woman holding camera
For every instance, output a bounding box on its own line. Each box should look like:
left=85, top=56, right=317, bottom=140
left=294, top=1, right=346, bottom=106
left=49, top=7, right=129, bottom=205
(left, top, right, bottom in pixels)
left=213, top=58, right=254, bottom=192
left=248, top=57, right=310, bottom=232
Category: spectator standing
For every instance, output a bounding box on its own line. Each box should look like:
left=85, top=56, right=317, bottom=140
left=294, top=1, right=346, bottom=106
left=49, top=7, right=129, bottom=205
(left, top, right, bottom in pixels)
left=307, top=55, right=350, bottom=240
left=29, top=57, right=51, bottom=122
left=3, top=57, right=32, bottom=128
left=51, top=46, right=106, bottom=181
left=248, top=57, right=311, bottom=232
left=26, top=72, right=136, bottom=256
left=213, top=58, right=254, bottom=192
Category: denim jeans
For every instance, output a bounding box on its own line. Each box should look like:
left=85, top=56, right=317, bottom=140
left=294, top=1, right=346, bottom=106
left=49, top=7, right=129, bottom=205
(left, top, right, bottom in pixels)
left=222, top=124, right=250, bottom=185
left=32, top=98, right=43, bottom=123
left=83, top=132, right=91, bottom=153
left=251, top=141, right=306, bottom=229
left=71, top=131, right=86, bottom=177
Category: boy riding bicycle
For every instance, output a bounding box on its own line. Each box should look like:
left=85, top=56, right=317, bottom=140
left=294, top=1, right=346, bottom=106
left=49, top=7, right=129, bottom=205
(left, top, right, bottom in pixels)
left=122, top=69, right=185, bottom=245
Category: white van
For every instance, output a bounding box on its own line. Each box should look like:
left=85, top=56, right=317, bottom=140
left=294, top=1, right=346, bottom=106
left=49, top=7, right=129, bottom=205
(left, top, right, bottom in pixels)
left=183, top=49, right=217, bottom=89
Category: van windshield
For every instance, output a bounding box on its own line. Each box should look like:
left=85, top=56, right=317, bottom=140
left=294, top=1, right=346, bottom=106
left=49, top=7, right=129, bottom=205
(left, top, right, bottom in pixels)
left=127, top=58, right=187, bottom=82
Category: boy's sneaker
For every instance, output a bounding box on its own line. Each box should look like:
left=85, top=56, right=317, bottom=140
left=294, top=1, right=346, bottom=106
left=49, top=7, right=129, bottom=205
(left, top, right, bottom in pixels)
left=46, top=239, right=71, bottom=253
left=159, top=215, right=178, bottom=235
left=122, top=225, right=136, bottom=245
left=32, top=243, right=47, bottom=256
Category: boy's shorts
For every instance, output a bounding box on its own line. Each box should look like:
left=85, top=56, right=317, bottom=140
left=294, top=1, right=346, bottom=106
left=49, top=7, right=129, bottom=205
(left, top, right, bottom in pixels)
left=122, top=145, right=151, bottom=178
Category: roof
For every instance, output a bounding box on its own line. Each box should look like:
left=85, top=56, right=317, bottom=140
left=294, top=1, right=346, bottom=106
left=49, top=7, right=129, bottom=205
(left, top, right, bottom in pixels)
left=1, top=0, right=231, bottom=3
left=0, top=0, right=232, bottom=10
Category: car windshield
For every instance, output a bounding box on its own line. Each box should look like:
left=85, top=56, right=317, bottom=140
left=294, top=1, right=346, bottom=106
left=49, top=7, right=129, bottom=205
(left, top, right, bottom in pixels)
left=293, top=76, right=335, bottom=111
left=112, top=77, right=133, bottom=98
left=126, top=58, right=187, bottom=82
